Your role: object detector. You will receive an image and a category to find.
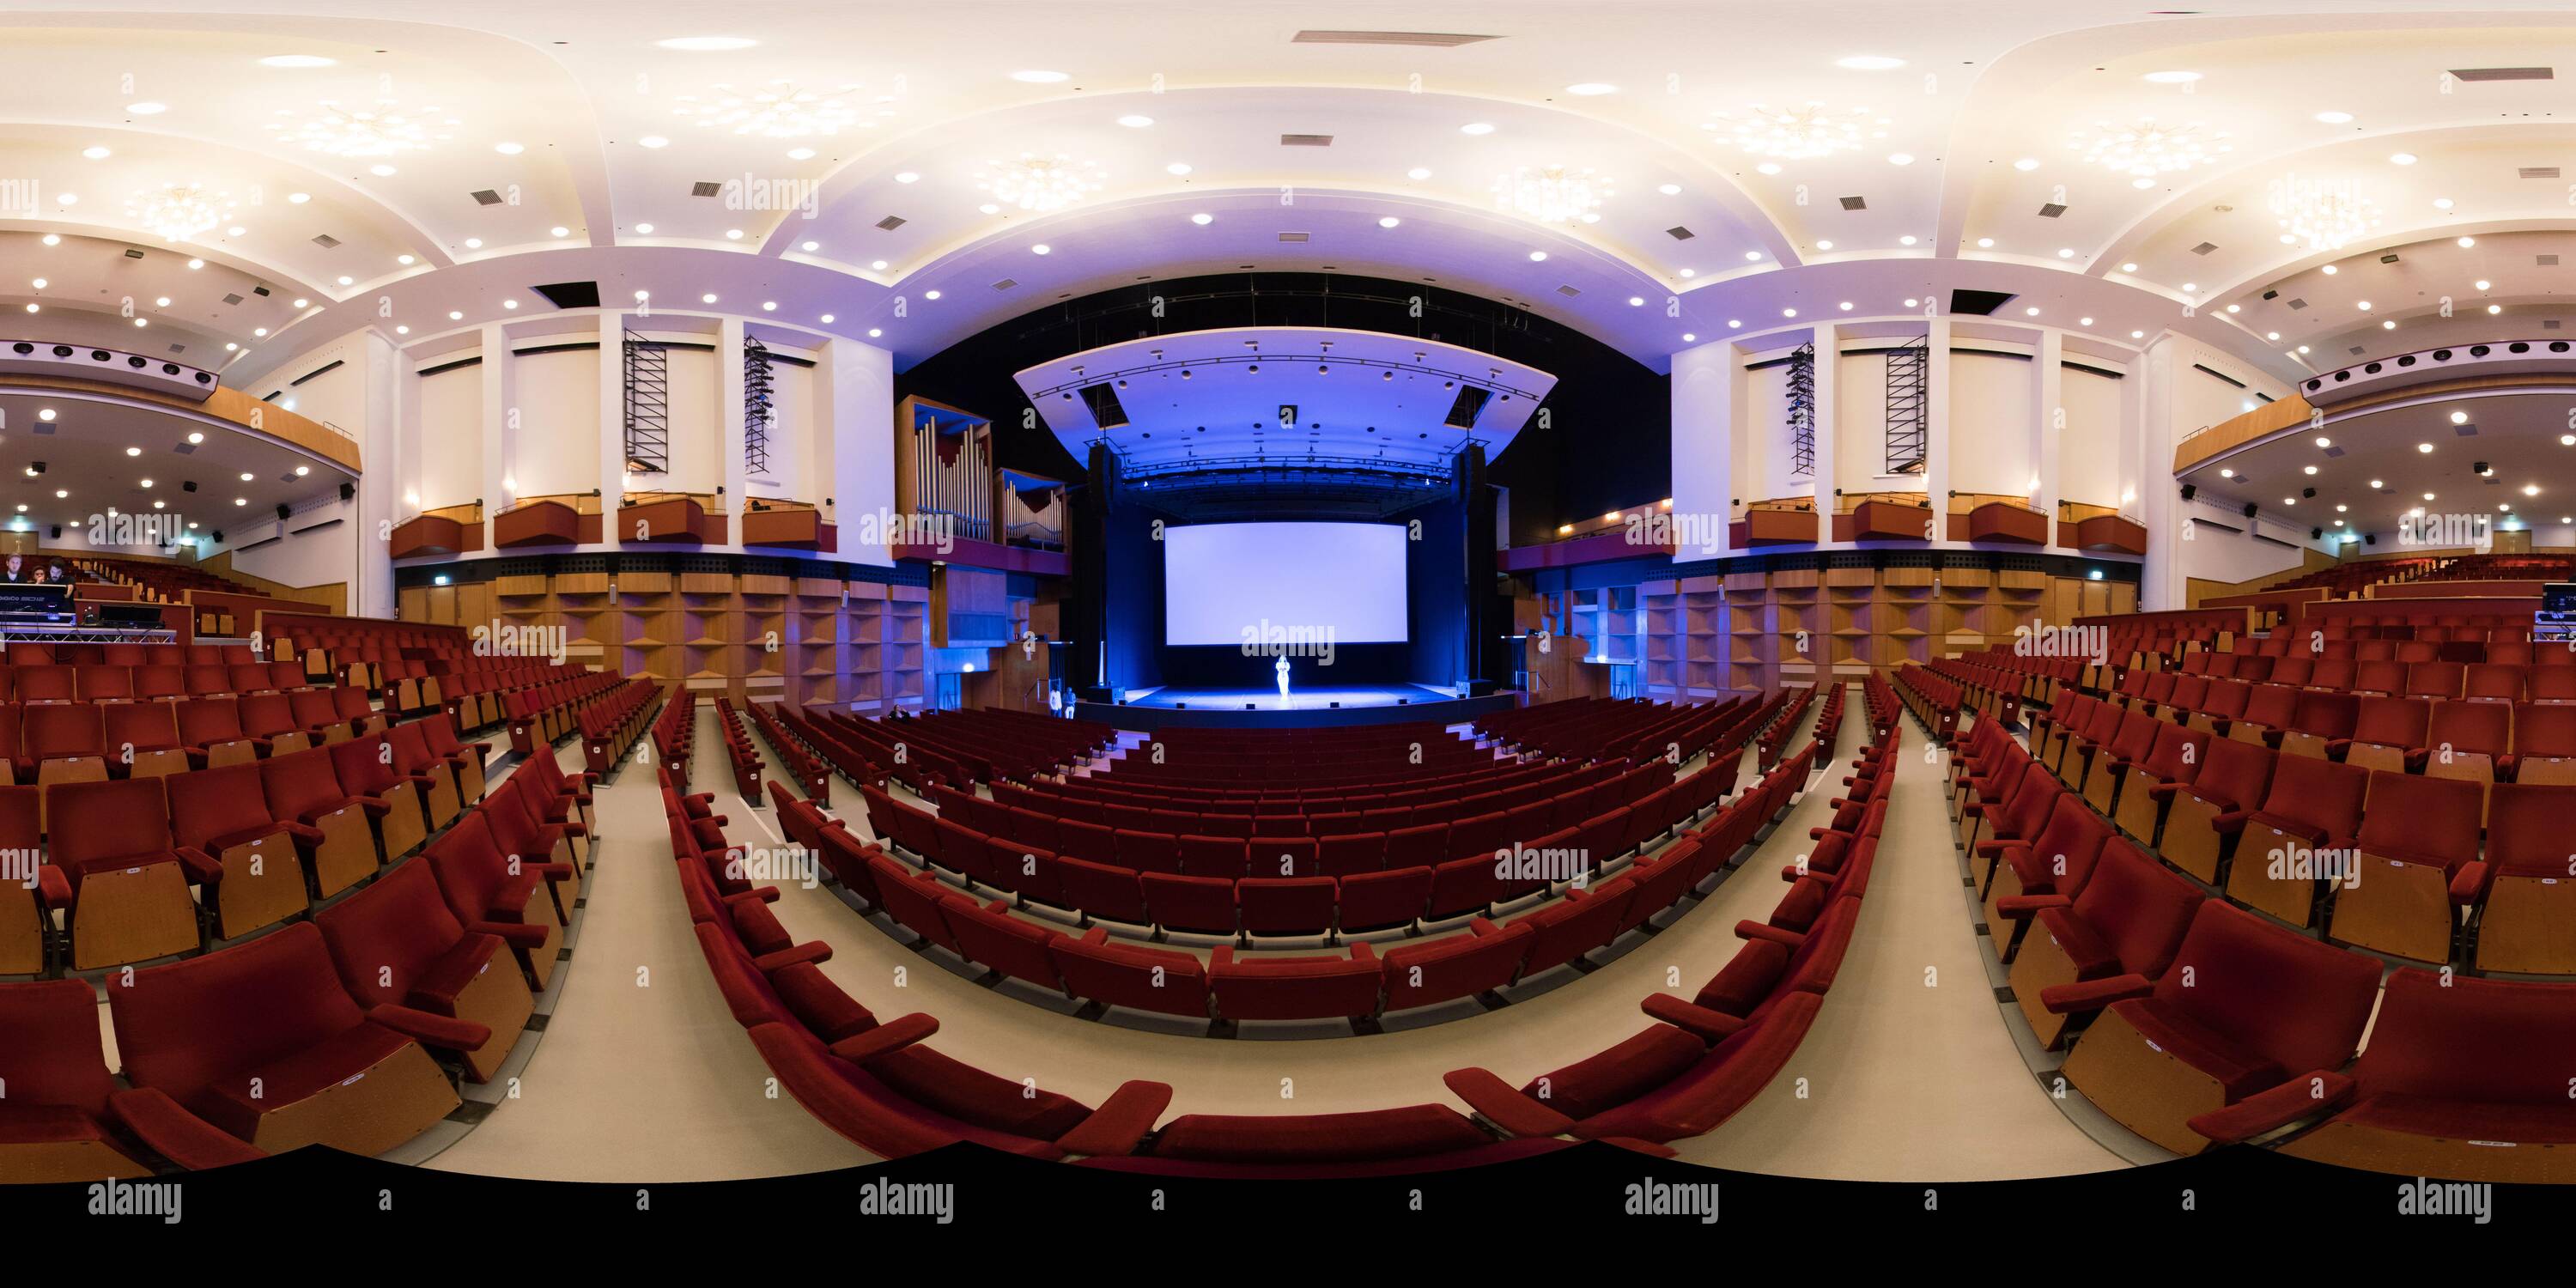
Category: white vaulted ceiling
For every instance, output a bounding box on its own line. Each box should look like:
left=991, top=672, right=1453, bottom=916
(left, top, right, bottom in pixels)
left=4, top=1, right=2576, bottom=392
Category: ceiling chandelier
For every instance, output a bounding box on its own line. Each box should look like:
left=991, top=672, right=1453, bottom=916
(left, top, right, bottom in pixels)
left=265, top=100, right=455, bottom=157
left=974, top=153, right=1106, bottom=214
left=675, top=81, right=864, bottom=138
left=2069, top=116, right=2230, bottom=177
left=126, top=183, right=234, bottom=242
left=1710, top=103, right=1888, bottom=160
left=1493, top=165, right=1613, bottom=225
left=2269, top=173, right=2380, bottom=252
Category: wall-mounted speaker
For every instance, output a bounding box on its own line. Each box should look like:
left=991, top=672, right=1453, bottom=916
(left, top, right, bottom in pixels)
left=2365, top=533, right=2378, bottom=546
left=2179, top=483, right=2196, bottom=501
left=46, top=526, right=60, bottom=539
left=339, top=483, right=355, bottom=502
left=2312, top=527, right=2324, bottom=540
left=181, top=481, right=197, bottom=493
left=2302, top=488, right=2317, bottom=500
left=276, top=503, right=292, bottom=521
left=210, top=531, right=223, bottom=544
left=2242, top=502, right=2259, bottom=519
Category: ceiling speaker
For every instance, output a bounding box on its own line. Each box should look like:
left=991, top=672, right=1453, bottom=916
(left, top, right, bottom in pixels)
left=2179, top=483, right=2196, bottom=501
left=2243, top=502, right=2258, bottom=519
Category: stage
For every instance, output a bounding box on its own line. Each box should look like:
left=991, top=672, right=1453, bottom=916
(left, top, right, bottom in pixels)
left=1078, top=683, right=1520, bottom=731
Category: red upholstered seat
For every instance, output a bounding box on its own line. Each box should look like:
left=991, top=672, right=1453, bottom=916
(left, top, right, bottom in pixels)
left=315, top=860, right=526, bottom=1081
left=1048, top=929, right=1210, bottom=1019
left=1209, top=944, right=1382, bottom=1020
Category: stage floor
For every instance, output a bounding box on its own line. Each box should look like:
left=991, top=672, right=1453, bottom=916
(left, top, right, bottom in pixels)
left=1122, top=683, right=1458, bottom=711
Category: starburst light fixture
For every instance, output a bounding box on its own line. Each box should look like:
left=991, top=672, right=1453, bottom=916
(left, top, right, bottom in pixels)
left=2068, top=116, right=2230, bottom=177
left=1710, top=103, right=1890, bottom=160
left=127, top=183, right=235, bottom=242
left=2268, top=173, right=2381, bottom=252
left=265, top=100, right=456, bottom=157
left=1492, top=165, right=1613, bottom=225
left=974, top=153, right=1107, bottom=213
left=674, top=82, right=865, bottom=138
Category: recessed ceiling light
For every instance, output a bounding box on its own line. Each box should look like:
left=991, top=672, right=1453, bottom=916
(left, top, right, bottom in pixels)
left=1528, top=251, right=1547, bottom=261
left=657, top=36, right=757, bottom=51
left=1836, top=55, right=1906, bottom=70
left=295, top=465, right=310, bottom=477
left=394, top=254, right=413, bottom=265
left=2420, top=442, right=2435, bottom=453
left=127, top=101, right=166, bottom=114
left=894, top=172, right=919, bottom=184
left=1899, top=235, right=1917, bottom=246
left=2057, top=248, right=2075, bottom=258
left=1783, top=307, right=1798, bottom=318
left=724, top=228, right=742, bottom=240
left=702, top=293, right=718, bottom=304
left=868, top=328, right=883, bottom=337
left=821, top=313, right=835, bottom=324
left=1816, top=240, right=1834, bottom=250
left=1746, top=250, right=1765, bottom=260
left=1756, top=162, right=1782, bottom=175
left=254, top=327, right=268, bottom=336
left=633, top=222, right=654, bottom=234
left=2320, top=264, right=2338, bottom=275
left=1192, top=213, right=1214, bottom=225
left=1627, top=296, right=1645, bottom=307
left=1031, top=243, right=1050, bottom=255
left=2143, top=70, right=2202, bottom=82
left=495, top=142, right=523, bottom=155
left=634, top=289, right=650, bottom=301
left=2390, top=152, right=2417, bottom=165
left=2315, top=111, right=2353, bottom=124
left=2458, top=235, right=2476, bottom=248
left=2316, top=435, right=2332, bottom=448
left=640, top=136, right=670, bottom=149
left=2013, top=157, right=2039, bottom=171
left=2304, top=465, right=2318, bottom=475
left=1682, top=333, right=1697, bottom=343
left=1406, top=167, right=1433, bottom=181
left=1976, top=238, right=1993, bottom=248
left=258, top=53, right=337, bottom=67
left=80, top=146, right=110, bottom=160
left=2451, top=410, right=2470, bottom=424
left=2384, top=319, right=2397, bottom=329
left=2369, top=478, right=2383, bottom=488
left=796, top=240, right=817, bottom=252
left=1727, top=319, right=1741, bottom=328
left=977, top=203, right=1000, bottom=215
left=1839, top=301, right=1854, bottom=311
left=39, top=234, right=58, bottom=246
left=1680, top=268, right=1697, bottom=277
left=2268, top=331, right=2281, bottom=340
left=287, top=192, right=310, bottom=204
left=1116, top=114, right=1154, bottom=127
left=2298, top=345, right=2311, bottom=354
left=1461, top=122, right=1496, bottom=136
left=2225, top=303, right=2239, bottom=313
left=2433, top=197, right=2454, bottom=210
left=2357, top=300, right=2372, bottom=309
left=551, top=226, right=571, bottom=238
left=1377, top=216, right=1400, bottom=228
left=1565, top=82, right=1619, bottom=95
left=2119, top=262, right=2137, bottom=273
left=186, top=433, right=204, bottom=444
left=368, top=164, right=396, bottom=177
left=2025, top=306, right=2040, bottom=316
left=1008, top=70, right=1069, bottom=83
left=2489, top=304, right=2504, bottom=314
left=54, top=193, right=74, bottom=206
left=392, top=327, right=406, bottom=336
left=2131, top=330, right=2145, bottom=339
left=872, top=259, right=888, bottom=270
left=1166, top=162, right=1192, bottom=175
left=291, top=297, right=309, bottom=308
left=239, top=472, right=253, bottom=482
left=448, top=311, right=462, bottom=320
left=336, top=276, right=352, bottom=286
left=1886, top=153, right=1913, bottom=166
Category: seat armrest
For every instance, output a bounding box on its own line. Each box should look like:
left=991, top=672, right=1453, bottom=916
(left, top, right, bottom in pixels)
left=367, top=1004, right=494, bottom=1052
left=828, top=1012, right=939, bottom=1064
left=172, top=846, right=223, bottom=884
left=753, top=940, right=834, bottom=973
left=34, top=865, right=71, bottom=905
left=1641, top=993, right=1749, bottom=1043
left=1734, top=920, right=1807, bottom=950
left=107, top=1087, right=268, bottom=1170
left=469, top=920, right=552, bottom=950
left=1053, top=1080, right=1175, bottom=1157
left=1995, top=893, right=2073, bottom=917
left=2450, top=861, right=2490, bottom=905
left=2188, top=1070, right=2355, bottom=1145
left=1441, top=1066, right=1577, bottom=1139
left=2037, top=973, right=2154, bottom=1015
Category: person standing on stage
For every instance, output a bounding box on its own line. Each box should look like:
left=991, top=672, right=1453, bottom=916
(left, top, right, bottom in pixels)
left=1275, top=652, right=1291, bottom=706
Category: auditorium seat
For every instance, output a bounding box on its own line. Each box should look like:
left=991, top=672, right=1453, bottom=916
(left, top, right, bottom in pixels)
left=1317, top=830, right=1386, bottom=877
left=387, top=720, right=463, bottom=829
left=2424, top=698, right=2512, bottom=817
left=427, top=810, right=575, bottom=993
left=1078, top=1103, right=1562, bottom=1177
left=331, top=732, right=428, bottom=860
left=1442, top=990, right=1822, bottom=1145
left=1141, top=871, right=1237, bottom=936
left=1336, top=866, right=1433, bottom=933
left=2334, top=695, right=2430, bottom=775
left=22, top=703, right=109, bottom=829
left=2197, top=969, right=2576, bottom=1182
left=103, top=701, right=190, bottom=779
left=258, top=747, right=382, bottom=897
left=2114, top=720, right=2208, bottom=848
left=1514, top=873, right=1638, bottom=978
left=2057, top=900, right=2379, bottom=1155
left=1239, top=875, right=1336, bottom=938
left=1209, top=944, right=1381, bottom=1021
left=51, top=777, right=207, bottom=970
left=1982, top=794, right=2115, bottom=962
left=1048, top=928, right=1211, bottom=1019
left=0, top=977, right=263, bottom=1182
left=2325, top=770, right=2480, bottom=963
left=316, top=860, right=530, bottom=1082
left=1381, top=918, right=1531, bottom=1012
left=108, top=922, right=463, bottom=1157
left=238, top=691, right=313, bottom=756
left=1060, top=855, right=1150, bottom=925
left=166, top=761, right=313, bottom=941
left=943, top=896, right=1072, bottom=993
left=1178, top=833, right=1249, bottom=878
left=2004, top=839, right=2204, bottom=1048
left=2457, top=783, right=2576, bottom=974
left=2221, top=749, right=2365, bottom=927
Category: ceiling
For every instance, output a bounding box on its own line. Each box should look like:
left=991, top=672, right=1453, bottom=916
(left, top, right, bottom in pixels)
left=3, top=3, right=2575, bottom=409
left=2181, top=388, right=2576, bottom=542
left=0, top=389, right=355, bottom=540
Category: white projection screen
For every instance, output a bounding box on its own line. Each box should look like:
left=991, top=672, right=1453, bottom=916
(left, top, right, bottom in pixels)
left=1164, top=521, right=1409, bottom=645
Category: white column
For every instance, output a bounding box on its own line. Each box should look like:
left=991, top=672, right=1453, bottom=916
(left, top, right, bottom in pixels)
left=597, top=311, right=626, bottom=538
left=718, top=317, right=749, bottom=551
left=1668, top=337, right=1735, bottom=560
left=2033, top=328, right=2064, bottom=546
left=1808, top=324, right=1839, bottom=529
left=356, top=330, right=399, bottom=618
left=2139, top=336, right=2184, bottom=611
left=478, top=323, right=514, bottom=519
left=818, top=337, right=896, bottom=568
left=1924, top=315, right=1953, bottom=540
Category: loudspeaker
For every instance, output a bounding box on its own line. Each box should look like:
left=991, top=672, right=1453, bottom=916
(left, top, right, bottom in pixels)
left=2242, top=502, right=2258, bottom=518
left=2179, top=483, right=2196, bottom=501
left=2366, top=534, right=2378, bottom=546
left=1398, top=698, right=1409, bottom=705
left=1174, top=702, right=1186, bottom=709
left=210, top=531, right=222, bottom=544
left=276, top=503, right=291, bottom=521
left=339, top=483, right=355, bottom=501
left=1243, top=703, right=1255, bottom=710
left=46, top=526, right=59, bottom=539
left=2312, top=527, right=2324, bottom=539
left=2302, top=488, right=2317, bottom=500
left=1329, top=702, right=1340, bottom=708
left=182, top=481, right=197, bottom=493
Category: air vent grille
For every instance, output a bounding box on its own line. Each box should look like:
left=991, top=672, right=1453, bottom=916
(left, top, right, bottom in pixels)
left=691, top=181, right=724, bottom=197
left=990, top=278, right=1017, bottom=291
left=2543, top=254, right=2562, bottom=266
left=222, top=293, right=244, bottom=306
left=2451, top=66, right=2553, bottom=81
left=2286, top=298, right=2308, bottom=311
left=2038, top=203, right=2067, bottom=218
left=876, top=215, right=907, bottom=231
left=1279, top=134, right=1334, bottom=147
left=471, top=189, right=504, bottom=206
left=2190, top=241, right=2218, bottom=256
left=1838, top=196, right=1865, bottom=210
left=311, top=234, right=340, bottom=249
left=2520, top=167, right=2561, bottom=179
left=1666, top=226, right=1694, bottom=240
left=1555, top=284, right=1581, bottom=297
left=1278, top=231, right=1309, bottom=242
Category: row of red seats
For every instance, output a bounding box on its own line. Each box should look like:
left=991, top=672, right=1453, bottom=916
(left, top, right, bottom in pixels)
left=0, top=643, right=255, bottom=668
left=993, top=756, right=1651, bottom=839
left=3, top=714, right=497, bottom=972
left=0, top=687, right=380, bottom=799
left=738, top=698, right=829, bottom=803
left=577, top=679, right=663, bottom=778
left=0, top=751, right=595, bottom=1182
left=652, top=690, right=696, bottom=791
left=1942, top=695, right=2576, bottom=1181
left=1443, top=694, right=1866, bottom=1147
left=711, top=697, right=765, bottom=800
